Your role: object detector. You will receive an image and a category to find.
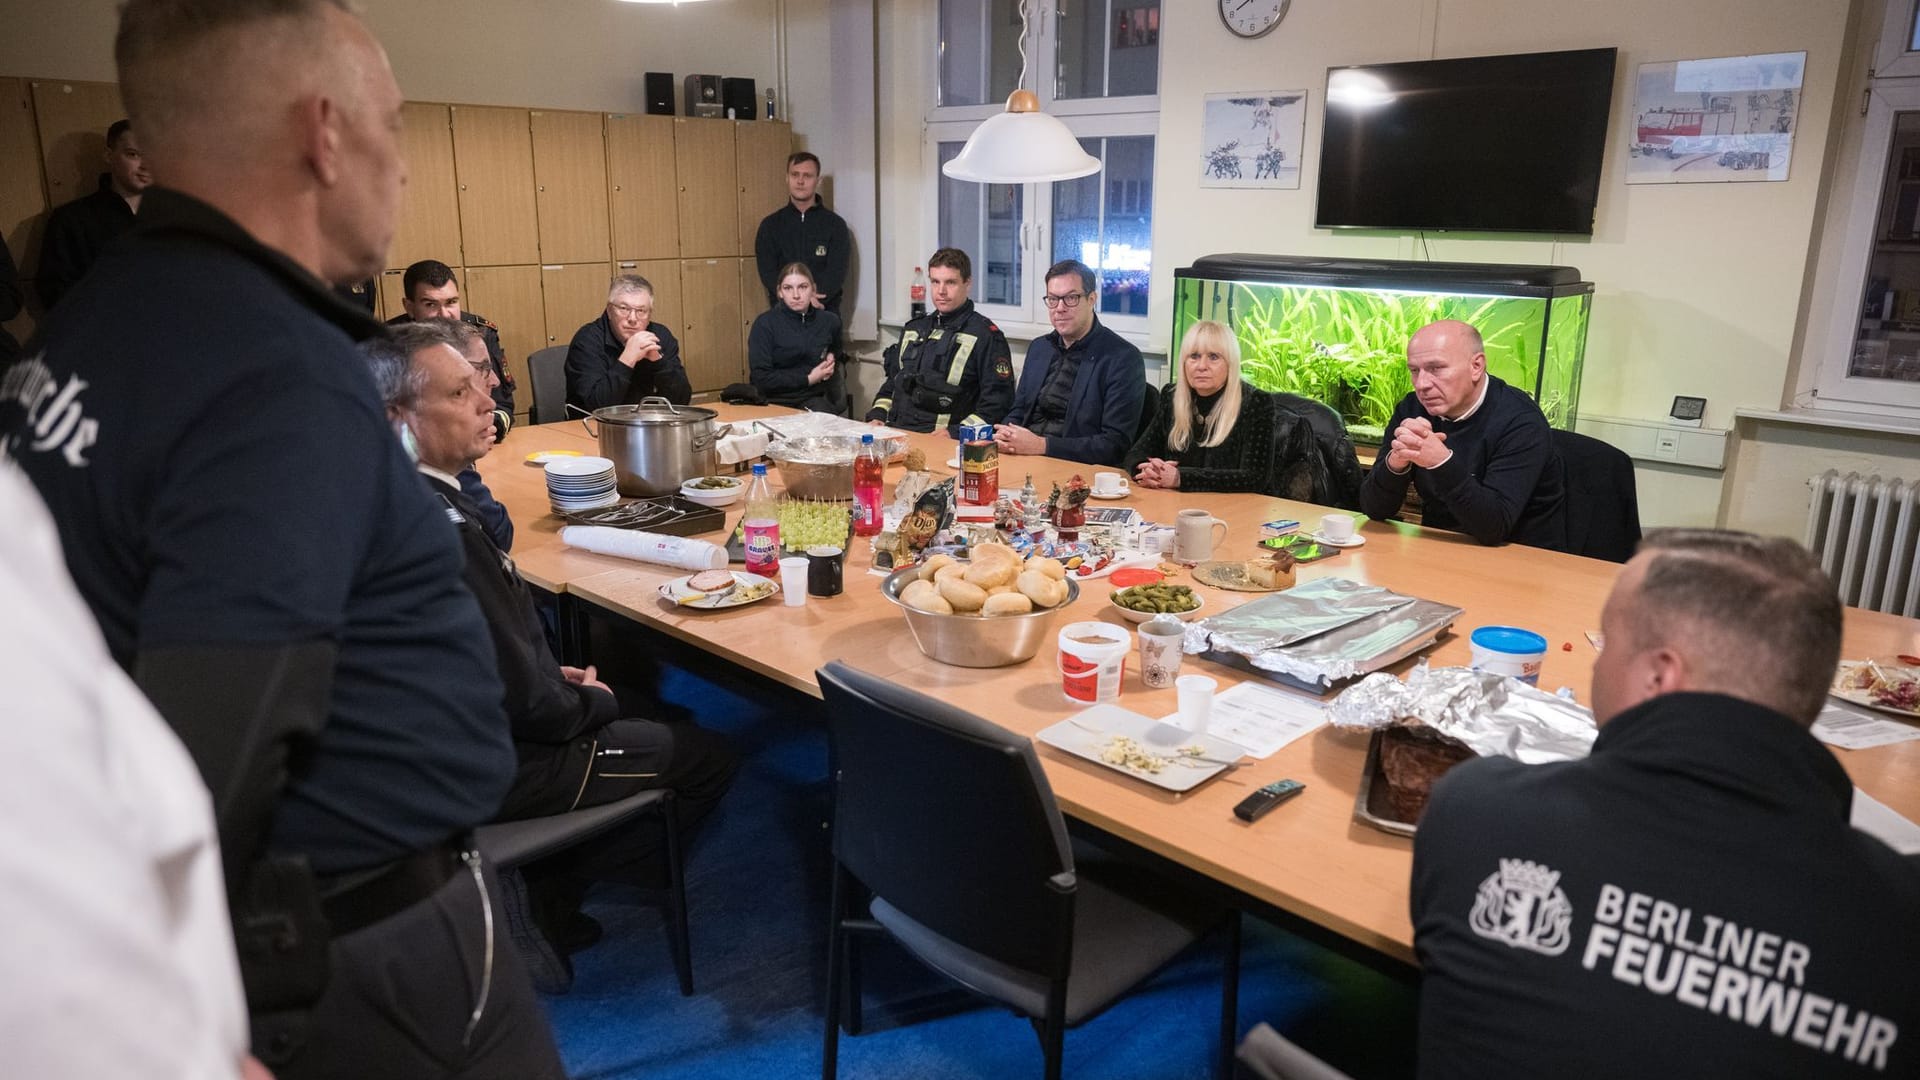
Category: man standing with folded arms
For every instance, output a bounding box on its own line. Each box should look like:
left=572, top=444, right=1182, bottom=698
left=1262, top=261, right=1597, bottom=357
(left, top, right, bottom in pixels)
left=0, top=1, right=563, bottom=1076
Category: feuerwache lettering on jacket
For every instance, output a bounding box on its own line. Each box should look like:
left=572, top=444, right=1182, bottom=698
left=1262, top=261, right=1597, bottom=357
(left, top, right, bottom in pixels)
left=1576, top=882, right=1899, bottom=1070
left=0, top=353, right=98, bottom=466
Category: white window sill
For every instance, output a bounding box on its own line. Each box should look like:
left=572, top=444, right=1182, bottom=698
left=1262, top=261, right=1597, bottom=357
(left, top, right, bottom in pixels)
left=1734, top=406, right=1920, bottom=439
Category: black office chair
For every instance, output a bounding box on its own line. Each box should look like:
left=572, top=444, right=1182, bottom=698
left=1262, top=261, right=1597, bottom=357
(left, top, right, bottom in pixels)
left=1551, top=428, right=1641, bottom=562
left=1236, top=1023, right=1357, bottom=1080
left=1270, top=392, right=1364, bottom=510
left=1261, top=398, right=1324, bottom=504
left=527, top=345, right=569, bottom=424
left=816, top=661, right=1241, bottom=1080
left=476, top=787, right=693, bottom=995
left=1136, top=382, right=1162, bottom=444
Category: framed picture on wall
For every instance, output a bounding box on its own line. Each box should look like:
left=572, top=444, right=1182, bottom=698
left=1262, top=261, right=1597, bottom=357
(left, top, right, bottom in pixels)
left=1199, top=91, right=1307, bottom=189
left=1627, top=51, right=1805, bottom=184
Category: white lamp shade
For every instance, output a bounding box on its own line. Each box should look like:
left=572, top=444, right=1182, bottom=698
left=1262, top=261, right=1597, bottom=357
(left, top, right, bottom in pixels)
left=941, top=109, right=1101, bottom=184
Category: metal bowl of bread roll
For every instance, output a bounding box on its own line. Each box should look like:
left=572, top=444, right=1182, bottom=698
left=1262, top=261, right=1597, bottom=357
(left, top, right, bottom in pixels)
left=881, top=556, right=1081, bottom=668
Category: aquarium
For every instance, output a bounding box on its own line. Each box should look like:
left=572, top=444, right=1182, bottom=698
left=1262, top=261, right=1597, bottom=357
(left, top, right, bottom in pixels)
left=1171, top=255, right=1593, bottom=444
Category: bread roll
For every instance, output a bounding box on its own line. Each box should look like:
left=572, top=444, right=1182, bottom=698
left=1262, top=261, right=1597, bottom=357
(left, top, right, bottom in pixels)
left=1017, top=569, right=1068, bottom=609
left=981, top=592, right=1034, bottom=617
left=1024, top=556, right=1066, bottom=582
left=920, top=553, right=957, bottom=581
left=963, top=558, right=1018, bottom=589
left=938, top=577, right=988, bottom=613
left=905, top=589, right=954, bottom=615
left=970, top=542, right=1020, bottom=567
left=900, top=579, right=939, bottom=607
left=934, top=563, right=969, bottom=586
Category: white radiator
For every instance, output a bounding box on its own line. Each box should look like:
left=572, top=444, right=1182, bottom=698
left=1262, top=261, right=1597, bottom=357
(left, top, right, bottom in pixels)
left=1805, top=471, right=1920, bottom=616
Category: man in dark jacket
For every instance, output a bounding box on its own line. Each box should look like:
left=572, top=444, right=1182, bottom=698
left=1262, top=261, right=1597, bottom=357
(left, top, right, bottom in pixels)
left=385, top=259, right=515, bottom=436
left=1359, top=319, right=1565, bottom=547
left=755, top=152, right=851, bottom=315
left=867, top=247, right=1013, bottom=436
left=379, top=321, right=737, bottom=978
left=565, top=272, right=692, bottom=410
left=997, top=259, right=1145, bottom=467
left=37, top=118, right=149, bottom=310
left=1412, top=530, right=1920, bottom=1079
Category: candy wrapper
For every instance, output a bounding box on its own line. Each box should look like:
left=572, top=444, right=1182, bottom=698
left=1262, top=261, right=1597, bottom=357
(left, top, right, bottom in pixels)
left=1327, top=663, right=1596, bottom=764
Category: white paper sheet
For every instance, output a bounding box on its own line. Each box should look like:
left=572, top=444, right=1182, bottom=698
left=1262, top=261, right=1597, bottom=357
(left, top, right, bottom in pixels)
left=1851, top=787, right=1920, bottom=855
left=1185, top=681, right=1328, bottom=759
left=1812, top=702, right=1920, bottom=751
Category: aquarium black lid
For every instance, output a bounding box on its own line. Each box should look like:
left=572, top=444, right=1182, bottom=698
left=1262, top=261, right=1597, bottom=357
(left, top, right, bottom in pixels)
left=1178, top=254, right=1590, bottom=297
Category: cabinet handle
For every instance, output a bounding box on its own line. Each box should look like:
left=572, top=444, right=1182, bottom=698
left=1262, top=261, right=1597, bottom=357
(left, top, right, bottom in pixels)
left=614, top=185, right=622, bottom=191
left=538, top=185, right=546, bottom=192
left=460, top=184, right=467, bottom=191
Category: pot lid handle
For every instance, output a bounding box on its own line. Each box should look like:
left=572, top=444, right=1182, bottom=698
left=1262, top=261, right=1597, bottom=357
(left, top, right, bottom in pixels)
left=638, top=395, right=679, bottom=414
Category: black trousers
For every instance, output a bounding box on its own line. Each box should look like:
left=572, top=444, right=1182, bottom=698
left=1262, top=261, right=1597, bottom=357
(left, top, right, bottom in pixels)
left=258, top=853, right=565, bottom=1079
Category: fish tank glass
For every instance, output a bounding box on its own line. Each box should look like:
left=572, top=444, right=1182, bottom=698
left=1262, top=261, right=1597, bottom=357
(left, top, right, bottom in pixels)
left=1172, top=254, right=1593, bottom=445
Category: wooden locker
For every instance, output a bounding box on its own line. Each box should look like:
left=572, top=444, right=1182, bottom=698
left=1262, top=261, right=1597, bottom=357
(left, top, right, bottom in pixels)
left=618, top=258, right=682, bottom=337
left=0, top=78, right=47, bottom=345
left=539, top=263, right=614, bottom=351
left=735, top=120, right=791, bottom=265
left=679, top=257, right=743, bottom=394
left=451, top=106, right=539, bottom=267
left=460, top=265, right=545, bottom=416
left=529, top=110, right=610, bottom=265
left=29, top=80, right=124, bottom=209
left=388, top=103, right=463, bottom=270
left=737, top=256, right=764, bottom=386
left=606, top=114, right=680, bottom=262
left=673, top=119, right=737, bottom=259
left=377, top=269, right=410, bottom=321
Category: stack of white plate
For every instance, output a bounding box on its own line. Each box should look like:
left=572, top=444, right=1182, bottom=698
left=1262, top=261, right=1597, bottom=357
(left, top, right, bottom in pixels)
left=545, top=456, right=620, bottom=513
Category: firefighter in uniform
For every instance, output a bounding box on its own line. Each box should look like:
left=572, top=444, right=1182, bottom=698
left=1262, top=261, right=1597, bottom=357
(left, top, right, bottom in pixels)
left=866, top=248, right=1015, bottom=435
left=387, top=259, right=517, bottom=438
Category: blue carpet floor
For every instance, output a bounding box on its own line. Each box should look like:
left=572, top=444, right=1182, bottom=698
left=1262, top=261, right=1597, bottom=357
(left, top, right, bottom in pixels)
left=543, top=664, right=1418, bottom=1079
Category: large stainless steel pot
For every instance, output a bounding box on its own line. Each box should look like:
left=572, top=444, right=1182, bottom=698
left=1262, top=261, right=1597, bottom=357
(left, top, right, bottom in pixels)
left=581, top=397, right=724, bottom=497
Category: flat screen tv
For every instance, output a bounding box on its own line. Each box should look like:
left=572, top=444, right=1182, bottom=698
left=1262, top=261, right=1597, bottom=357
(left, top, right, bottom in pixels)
left=1315, top=47, right=1617, bottom=235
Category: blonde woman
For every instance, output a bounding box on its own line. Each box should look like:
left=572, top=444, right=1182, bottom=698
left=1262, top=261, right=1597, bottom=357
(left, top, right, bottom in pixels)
left=1124, top=320, right=1275, bottom=492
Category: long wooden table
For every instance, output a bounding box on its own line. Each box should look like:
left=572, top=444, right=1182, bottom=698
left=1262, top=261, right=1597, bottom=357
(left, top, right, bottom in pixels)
left=478, top=405, right=1920, bottom=967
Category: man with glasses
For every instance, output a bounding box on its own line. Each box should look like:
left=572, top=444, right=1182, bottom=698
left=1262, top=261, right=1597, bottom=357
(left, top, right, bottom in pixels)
left=997, top=259, right=1145, bottom=467
left=386, top=259, right=515, bottom=440
left=565, top=274, right=691, bottom=410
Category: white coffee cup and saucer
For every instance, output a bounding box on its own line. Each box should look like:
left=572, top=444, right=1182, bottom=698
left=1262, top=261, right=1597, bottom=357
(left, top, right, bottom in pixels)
left=1310, top=513, right=1366, bottom=548
left=1089, top=471, right=1131, bottom=499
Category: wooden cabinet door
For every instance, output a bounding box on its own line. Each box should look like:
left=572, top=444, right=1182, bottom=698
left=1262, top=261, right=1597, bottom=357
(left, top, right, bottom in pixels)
left=389, top=103, right=462, bottom=270
left=674, top=119, right=737, bottom=259
left=620, top=259, right=682, bottom=338
left=461, top=265, right=545, bottom=414
left=0, top=78, right=47, bottom=344
left=530, top=110, right=610, bottom=265
left=735, top=120, right=791, bottom=263
left=29, top=80, right=124, bottom=209
left=540, top=263, right=614, bottom=353
left=606, top=114, right=679, bottom=262
left=451, top=106, right=538, bottom=267
left=737, top=256, right=765, bottom=385
left=377, top=268, right=411, bottom=322
left=679, top=257, right=743, bottom=393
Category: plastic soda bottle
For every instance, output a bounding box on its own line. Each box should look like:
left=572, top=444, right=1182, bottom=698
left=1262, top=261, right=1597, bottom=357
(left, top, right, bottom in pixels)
left=742, top=462, right=781, bottom=576
left=909, top=266, right=927, bottom=319
left=853, top=433, right=884, bottom=537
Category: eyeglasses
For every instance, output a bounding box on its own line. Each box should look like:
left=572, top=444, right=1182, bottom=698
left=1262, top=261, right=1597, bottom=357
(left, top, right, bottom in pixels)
left=609, top=302, right=652, bottom=319
left=1041, top=292, right=1086, bottom=310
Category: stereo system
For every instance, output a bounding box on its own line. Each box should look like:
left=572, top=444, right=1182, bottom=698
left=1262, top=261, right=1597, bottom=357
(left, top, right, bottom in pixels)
left=683, top=74, right=725, bottom=119
left=644, top=73, right=762, bottom=121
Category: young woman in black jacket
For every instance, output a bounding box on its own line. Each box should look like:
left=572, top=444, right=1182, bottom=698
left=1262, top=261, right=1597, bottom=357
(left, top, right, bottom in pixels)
left=748, top=261, right=848, bottom=414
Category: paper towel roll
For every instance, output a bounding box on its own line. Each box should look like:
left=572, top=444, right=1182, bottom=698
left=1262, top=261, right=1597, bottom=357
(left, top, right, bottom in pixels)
left=561, top=526, right=728, bottom=571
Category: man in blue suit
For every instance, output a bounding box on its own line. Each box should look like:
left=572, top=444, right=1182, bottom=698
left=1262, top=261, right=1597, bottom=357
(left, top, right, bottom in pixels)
left=995, top=259, right=1144, bottom=467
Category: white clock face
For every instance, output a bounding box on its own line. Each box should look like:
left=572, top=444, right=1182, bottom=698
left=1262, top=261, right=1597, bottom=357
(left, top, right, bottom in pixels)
left=1219, top=0, right=1290, bottom=39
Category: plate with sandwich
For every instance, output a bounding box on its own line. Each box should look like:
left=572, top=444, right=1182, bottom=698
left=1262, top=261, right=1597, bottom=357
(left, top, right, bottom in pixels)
left=659, top=570, right=781, bottom=610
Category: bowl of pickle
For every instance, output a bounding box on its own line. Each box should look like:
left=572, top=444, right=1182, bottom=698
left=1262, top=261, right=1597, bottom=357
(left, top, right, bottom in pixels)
left=1109, top=582, right=1204, bottom=623
left=680, top=474, right=744, bottom=507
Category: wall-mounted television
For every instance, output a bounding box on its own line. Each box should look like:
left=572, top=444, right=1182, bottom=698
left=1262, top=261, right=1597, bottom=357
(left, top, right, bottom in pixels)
left=1315, top=47, right=1618, bottom=235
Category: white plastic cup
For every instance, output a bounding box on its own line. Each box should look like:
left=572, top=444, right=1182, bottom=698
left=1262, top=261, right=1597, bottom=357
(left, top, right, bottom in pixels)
left=1175, top=674, right=1217, bottom=734
left=1320, top=513, right=1357, bottom=542
left=1137, top=617, right=1186, bottom=689
left=779, top=557, right=810, bottom=605
left=1058, top=622, right=1131, bottom=704
left=1469, top=626, right=1548, bottom=685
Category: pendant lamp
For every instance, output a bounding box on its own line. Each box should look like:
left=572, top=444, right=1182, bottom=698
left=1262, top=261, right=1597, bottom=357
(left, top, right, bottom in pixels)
left=941, top=2, right=1100, bottom=184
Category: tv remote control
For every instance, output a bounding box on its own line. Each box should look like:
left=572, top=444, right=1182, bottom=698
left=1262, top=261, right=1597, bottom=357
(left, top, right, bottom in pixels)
left=1233, top=779, right=1305, bottom=822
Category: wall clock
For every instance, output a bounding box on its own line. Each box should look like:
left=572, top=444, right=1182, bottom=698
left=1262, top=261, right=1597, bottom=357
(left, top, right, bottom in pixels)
left=1219, top=0, right=1290, bottom=40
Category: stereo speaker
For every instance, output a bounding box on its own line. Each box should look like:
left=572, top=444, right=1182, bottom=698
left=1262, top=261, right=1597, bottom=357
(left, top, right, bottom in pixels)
left=722, top=77, right=757, bottom=121
left=643, top=72, right=674, bottom=116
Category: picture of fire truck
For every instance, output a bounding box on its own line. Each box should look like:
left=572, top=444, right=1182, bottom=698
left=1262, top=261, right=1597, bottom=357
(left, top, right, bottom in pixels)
left=1634, top=106, right=1737, bottom=157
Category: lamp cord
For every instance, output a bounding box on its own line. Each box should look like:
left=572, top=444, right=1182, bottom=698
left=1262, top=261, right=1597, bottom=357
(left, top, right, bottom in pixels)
left=1017, top=0, right=1031, bottom=93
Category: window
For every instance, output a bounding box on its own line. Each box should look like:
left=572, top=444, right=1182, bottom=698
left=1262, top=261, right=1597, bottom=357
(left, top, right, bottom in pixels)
left=1809, top=0, right=1920, bottom=411
left=927, top=0, right=1159, bottom=339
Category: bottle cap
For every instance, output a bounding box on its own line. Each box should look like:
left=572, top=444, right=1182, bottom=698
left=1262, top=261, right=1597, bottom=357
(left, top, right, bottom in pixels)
left=861, top=433, right=873, bottom=444
left=752, top=462, right=766, bottom=475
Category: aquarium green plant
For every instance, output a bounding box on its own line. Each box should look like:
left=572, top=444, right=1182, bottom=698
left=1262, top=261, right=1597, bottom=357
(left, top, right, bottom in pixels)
left=1173, top=278, right=1589, bottom=444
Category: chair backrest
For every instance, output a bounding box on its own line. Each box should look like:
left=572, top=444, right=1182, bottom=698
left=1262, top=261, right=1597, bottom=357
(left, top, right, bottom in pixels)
left=1270, top=392, right=1364, bottom=509
left=1137, top=382, right=1161, bottom=443
left=1552, top=428, right=1641, bottom=562
left=528, top=345, right=569, bottom=424
left=816, top=661, right=1078, bottom=980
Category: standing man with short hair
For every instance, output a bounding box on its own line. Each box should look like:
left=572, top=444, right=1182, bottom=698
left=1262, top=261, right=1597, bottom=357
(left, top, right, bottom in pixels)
left=37, top=118, right=151, bottom=310
left=387, top=258, right=515, bottom=438
left=0, top=1, right=564, bottom=1075
left=867, top=247, right=1013, bottom=435
left=997, top=259, right=1145, bottom=466
left=565, top=273, right=692, bottom=410
left=755, top=151, right=851, bottom=316
left=1412, top=530, right=1920, bottom=1079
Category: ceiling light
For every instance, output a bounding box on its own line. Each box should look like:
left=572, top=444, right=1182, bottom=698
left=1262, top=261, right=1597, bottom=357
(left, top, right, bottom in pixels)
left=941, top=2, right=1100, bottom=184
